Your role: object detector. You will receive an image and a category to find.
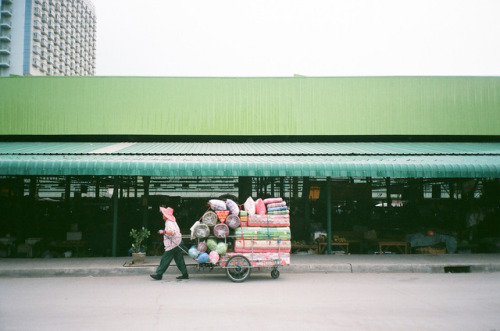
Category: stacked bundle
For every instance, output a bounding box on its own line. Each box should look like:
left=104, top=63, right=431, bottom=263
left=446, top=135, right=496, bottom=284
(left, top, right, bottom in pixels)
left=247, top=198, right=290, bottom=227
left=239, top=210, right=248, bottom=227
left=265, top=198, right=289, bottom=215
left=234, top=197, right=291, bottom=255
left=189, top=197, right=290, bottom=267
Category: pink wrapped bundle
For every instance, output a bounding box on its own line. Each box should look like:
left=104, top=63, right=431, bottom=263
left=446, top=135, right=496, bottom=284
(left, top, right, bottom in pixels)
left=234, top=239, right=291, bottom=253
left=209, top=251, right=220, bottom=264
left=267, top=202, right=287, bottom=208
left=263, top=197, right=283, bottom=205
left=247, top=214, right=290, bottom=227
left=255, top=198, right=266, bottom=215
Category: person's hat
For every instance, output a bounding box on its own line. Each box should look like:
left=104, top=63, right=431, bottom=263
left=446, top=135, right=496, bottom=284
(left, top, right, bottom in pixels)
left=160, top=207, right=176, bottom=222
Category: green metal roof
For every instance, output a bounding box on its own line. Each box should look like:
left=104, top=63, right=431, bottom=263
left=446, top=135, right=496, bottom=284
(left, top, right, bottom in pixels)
left=1, top=142, right=499, bottom=178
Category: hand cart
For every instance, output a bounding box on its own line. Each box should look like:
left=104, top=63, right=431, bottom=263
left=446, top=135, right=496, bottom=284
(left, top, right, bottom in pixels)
left=179, top=235, right=289, bottom=283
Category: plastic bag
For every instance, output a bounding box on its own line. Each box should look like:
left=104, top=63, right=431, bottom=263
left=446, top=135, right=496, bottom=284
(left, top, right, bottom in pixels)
left=188, top=246, right=199, bottom=258
left=244, top=197, right=256, bottom=215
left=226, top=214, right=241, bottom=229
left=226, top=199, right=240, bottom=215
left=255, top=198, right=266, bottom=215
left=216, top=242, right=228, bottom=255
left=209, top=199, right=227, bottom=211
left=197, top=241, right=207, bottom=253
left=198, top=252, right=209, bottom=263
left=209, top=251, right=219, bottom=264
left=207, top=238, right=218, bottom=251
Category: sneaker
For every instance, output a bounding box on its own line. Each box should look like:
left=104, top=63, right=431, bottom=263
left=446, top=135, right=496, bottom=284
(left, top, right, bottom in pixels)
left=176, top=274, right=189, bottom=280
left=150, top=273, right=162, bottom=280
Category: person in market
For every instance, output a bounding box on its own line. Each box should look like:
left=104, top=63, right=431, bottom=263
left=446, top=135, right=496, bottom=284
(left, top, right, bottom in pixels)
left=150, top=207, right=189, bottom=280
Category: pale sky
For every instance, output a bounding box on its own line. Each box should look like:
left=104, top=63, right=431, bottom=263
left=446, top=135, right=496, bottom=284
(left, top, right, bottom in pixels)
left=92, top=0, right=500, bottom=77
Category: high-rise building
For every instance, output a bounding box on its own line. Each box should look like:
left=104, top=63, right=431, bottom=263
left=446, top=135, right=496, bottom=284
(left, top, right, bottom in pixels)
left=0, top=0, right=96, bottom=76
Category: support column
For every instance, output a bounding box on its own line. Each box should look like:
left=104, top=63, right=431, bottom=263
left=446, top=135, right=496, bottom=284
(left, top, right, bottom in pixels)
left=238, top=176, right=252, bottom=200
left=293, top=177, right=299, bottom=200
left=302, top=177, right=311, bottom=234
left=112, top=176, right=119, bottom=257
left=64, top=176, right=71, bottom=210
left=29, top=176, right=37, bottom=200
left=95, top=177, right=100, bottom=199
left=386, top=177, right=392, bottom=207
left=326, top=177, right=332, bottom=255
left=142, top=176, right=150, bottom=228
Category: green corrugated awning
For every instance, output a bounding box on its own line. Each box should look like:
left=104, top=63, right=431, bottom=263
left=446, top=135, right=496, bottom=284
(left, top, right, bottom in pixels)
left=0, top=142, right=499, bottom=178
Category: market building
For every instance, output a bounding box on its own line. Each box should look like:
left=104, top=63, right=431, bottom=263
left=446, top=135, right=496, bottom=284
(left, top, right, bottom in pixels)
left=0, top=76, right=499, bottom=258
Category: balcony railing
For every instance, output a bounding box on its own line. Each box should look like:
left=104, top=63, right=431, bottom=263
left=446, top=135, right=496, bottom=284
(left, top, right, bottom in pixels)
left=0, top=8, right=13, bottom=17
left=0, top=33, right=11, bottom=42
left=0, top=19, right=12, bottom=29
left=0, top=46, right=11, bottom=55
left=0, top=59, right=10, bottom=68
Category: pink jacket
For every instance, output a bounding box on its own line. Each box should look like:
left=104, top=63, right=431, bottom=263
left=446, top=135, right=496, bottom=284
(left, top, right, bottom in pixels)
left=160, top=220, right=182, bottom=251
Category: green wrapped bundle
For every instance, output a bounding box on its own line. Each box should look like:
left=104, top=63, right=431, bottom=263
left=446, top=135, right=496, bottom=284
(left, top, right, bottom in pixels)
left=234, top=227, right=291, bottom=240
left=216, top=242, right=228, bottom=255
left=207, top=238, right=218, bottom=251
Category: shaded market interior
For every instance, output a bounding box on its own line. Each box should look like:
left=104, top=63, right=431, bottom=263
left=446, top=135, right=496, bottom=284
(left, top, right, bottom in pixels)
left=1, top=173, right=499, bottom=258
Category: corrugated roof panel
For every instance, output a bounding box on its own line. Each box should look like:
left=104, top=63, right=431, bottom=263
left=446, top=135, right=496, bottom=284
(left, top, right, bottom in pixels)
left=2, top=142, right=500, bottom=156
left=1, top=154, right=499, bottom=178
left=0, top=142, right=116, bottom=154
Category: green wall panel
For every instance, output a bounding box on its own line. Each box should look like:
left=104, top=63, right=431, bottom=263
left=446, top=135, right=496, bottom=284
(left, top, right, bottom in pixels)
left=0, top=76, right=499, bottom=136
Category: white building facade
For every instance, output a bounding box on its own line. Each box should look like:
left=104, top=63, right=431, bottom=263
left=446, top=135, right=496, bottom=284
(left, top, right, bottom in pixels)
left=0, top=0, right=96, bottom=76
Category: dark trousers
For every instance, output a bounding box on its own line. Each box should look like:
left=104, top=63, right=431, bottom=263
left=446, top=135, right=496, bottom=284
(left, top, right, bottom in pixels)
left=155, top=245, right=188, bottom=276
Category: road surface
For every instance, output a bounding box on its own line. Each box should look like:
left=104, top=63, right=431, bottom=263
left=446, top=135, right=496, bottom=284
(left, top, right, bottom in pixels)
left=1, top=272, right=499, bottom=330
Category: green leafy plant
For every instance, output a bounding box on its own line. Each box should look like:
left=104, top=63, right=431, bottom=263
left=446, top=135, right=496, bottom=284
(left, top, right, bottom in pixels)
left=129, top=227, right=151, bottom=253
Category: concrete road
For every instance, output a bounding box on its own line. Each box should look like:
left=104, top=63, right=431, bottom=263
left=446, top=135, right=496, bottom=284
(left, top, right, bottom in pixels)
left=1, top=272, right=499, bottom=331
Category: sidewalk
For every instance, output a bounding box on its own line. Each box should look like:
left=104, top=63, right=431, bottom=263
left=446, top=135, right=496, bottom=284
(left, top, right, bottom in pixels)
left=1, top=254, right=500, bottom=278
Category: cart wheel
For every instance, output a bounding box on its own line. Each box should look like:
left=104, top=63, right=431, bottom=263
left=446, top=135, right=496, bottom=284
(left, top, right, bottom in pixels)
left=271, top=268, right=280, bottom=279
left=225, top=255, right=251, bottom=283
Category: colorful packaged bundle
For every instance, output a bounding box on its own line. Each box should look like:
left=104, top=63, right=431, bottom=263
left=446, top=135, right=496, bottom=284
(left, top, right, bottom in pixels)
left=266, top=202, right=287, bottom=209
left=263, top=197, right=283, bottom=205
left=234, top=239, right=291, bottom=253
left=239, top=210, right=248, bottom=227
left=234, top=227, right=291, bottom=240
left=267, top=206, right=288, bottom=213
left=247, top=214, right=290, bottom=227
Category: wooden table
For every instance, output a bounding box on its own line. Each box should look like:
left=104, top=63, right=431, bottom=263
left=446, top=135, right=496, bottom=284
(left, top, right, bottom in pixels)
left=378, top=240, right=409, bottom=254
left=318, top=242, right=350, bottom=254
left=291, top=244, right=318, bottom=254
